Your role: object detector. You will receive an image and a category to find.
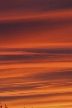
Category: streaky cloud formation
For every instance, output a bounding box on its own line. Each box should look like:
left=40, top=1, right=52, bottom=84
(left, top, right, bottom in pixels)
left=0, top=0, right=72, bottom=108
left=0, top=48, right=72, bottom=64
left=0, top=0, right=72, bottom=13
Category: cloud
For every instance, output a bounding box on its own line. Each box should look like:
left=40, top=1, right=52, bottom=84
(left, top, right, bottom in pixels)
left=0, top=0, right=72, bottom=13
left=0, top=69, right=72, bottom=93
left=0, top=91, right=72, bottom=101
left=29, top=70, right=72, bottom=81
left=0, top=0, right=72, bottom=107
left=0, top=17, right=72, bottom=34
left=0, top=83, right=39, bottom=93
left=0, top=12, right=72, bottom=46
left=0, top=9, right=72, bottom=47
left=0, top=67, right=72, bottom=106
left=0, top=48, right=72, bottom=64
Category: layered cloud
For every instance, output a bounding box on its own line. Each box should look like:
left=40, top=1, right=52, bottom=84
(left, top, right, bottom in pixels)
left=0, top=0, right=72, bottom=108
left=0, top=48, right=72, bottom=64
left=0, top=0, right=72, bottom=13
left=0, top=47, right=72, bottom=107
left=0, top=0, right=72, bottom=47
left=0, top=67, right=72, bottom=108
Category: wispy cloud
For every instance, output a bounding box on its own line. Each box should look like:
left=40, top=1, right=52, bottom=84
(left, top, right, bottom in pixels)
left=0, top=0, right=72, bottom=107
left=0, top=48, right=72, bottom=64
left=0, top=0, right=72, bottom=13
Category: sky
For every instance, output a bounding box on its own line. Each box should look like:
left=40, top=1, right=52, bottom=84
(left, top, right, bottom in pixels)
left=0, top=0, right=72, bottom=108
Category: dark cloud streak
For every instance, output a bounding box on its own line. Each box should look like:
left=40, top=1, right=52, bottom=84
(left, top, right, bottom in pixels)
left=0, top=48, right=72, bottom=63
left=0, top=0, right=72, bottom=13
left=0, top=18, right=72, bottom=34
left=0, top=69, right=72, bottom=92
left=0, top=92, right=72, bottom=101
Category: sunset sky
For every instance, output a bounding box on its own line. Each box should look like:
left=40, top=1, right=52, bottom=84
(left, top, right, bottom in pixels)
left=0, top=0, right=72, bottom=108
